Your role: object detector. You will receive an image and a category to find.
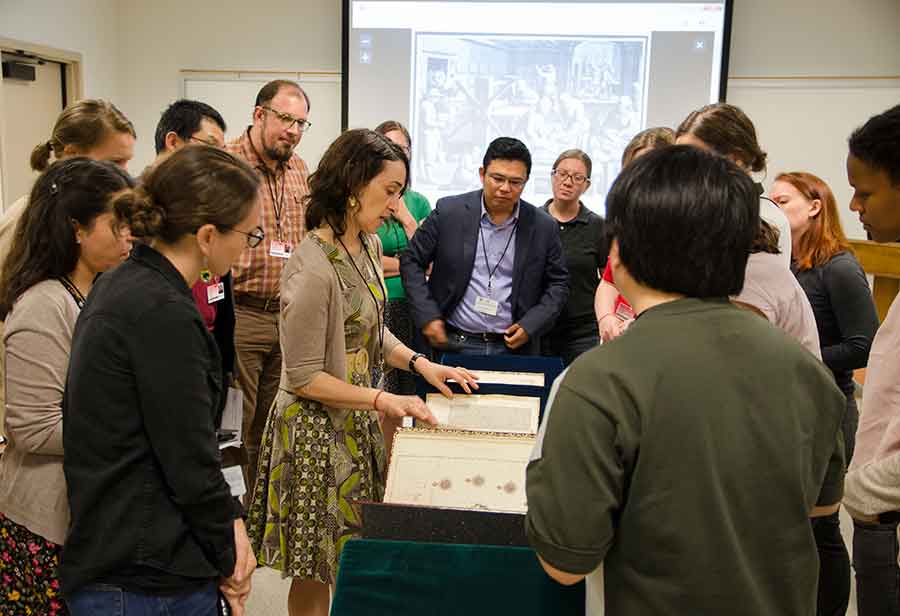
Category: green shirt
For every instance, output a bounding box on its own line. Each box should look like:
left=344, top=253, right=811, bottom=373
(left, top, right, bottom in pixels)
left=526, top=298, right=845, bottom=616
left=376, top=189, right=432, bottom=301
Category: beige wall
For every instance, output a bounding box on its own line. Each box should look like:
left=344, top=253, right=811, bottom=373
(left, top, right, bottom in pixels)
left=116, top=0, right=341, bottom=171
left=0, top=0, right=120, bottom=99
left=728, top=0, right=900, bottom=77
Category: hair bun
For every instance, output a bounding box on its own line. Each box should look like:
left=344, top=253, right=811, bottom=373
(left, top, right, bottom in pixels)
left=111, top=185, right=166, bottom=238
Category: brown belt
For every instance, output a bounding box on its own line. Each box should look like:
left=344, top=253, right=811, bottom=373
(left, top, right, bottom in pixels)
left=234, top=293, right=280, bottom=313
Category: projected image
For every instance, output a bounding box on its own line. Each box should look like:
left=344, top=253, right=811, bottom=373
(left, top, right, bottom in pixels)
left=411, top=34, right=647, bottom=204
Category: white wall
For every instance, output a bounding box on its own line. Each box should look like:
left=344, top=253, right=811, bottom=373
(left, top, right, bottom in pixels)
left=725, top=0, right=900, bottom=240
left=0, top=0, right=120, bottom=100
left=116, top=0, right=341, bottom=171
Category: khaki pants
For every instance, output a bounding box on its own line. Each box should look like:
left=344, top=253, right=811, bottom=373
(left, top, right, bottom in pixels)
left=234, top=304, right=281, bottom=496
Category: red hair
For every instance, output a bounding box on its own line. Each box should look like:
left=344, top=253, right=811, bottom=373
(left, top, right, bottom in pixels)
left=775, top=171, right=851, bottom=271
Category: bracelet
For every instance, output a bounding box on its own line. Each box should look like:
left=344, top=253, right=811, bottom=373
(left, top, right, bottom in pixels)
left=373, top=390, right=384, bottom=412
left=408, top=352, right=426, bottom=374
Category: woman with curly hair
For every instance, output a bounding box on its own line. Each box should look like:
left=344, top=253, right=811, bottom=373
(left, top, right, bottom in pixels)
left=247, top=129, right=476, bottom=616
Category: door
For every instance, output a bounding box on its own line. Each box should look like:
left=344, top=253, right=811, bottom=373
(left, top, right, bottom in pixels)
left=1, top=54, right=65, bottom=209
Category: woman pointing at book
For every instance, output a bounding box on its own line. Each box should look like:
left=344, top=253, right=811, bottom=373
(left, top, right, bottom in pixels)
left=246, top=129, right=477, bottom=616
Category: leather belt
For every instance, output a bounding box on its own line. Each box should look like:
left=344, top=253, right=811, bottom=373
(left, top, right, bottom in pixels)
left=234, top=293, right=280, bottom=313
left=878, top=511, right=900, bottom=524
left=447, top=326, right=505, bottom=343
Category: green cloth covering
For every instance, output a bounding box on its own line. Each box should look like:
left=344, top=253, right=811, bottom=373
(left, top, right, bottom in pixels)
left=376, top=190, right=432, bottom=300
left=332, top=539, right=585, bottom=615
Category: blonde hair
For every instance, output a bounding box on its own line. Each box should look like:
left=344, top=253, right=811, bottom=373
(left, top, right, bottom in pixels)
left=29, top=99, right=135, bottom=172
left=621, top=127, right=675, bottom=167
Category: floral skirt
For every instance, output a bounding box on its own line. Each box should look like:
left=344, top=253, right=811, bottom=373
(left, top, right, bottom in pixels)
left=246, top=391, right=386, bottom=584
left=0, top=513, right=67, bottom=615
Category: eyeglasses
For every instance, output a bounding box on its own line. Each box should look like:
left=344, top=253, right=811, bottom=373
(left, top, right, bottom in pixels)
left=486, top=173, right=526, bottom=190
left=229, top=225, right=265, bottom=248
left=261, top=106, right=312, bottom=133
left=551, top=170, right=589, bottom=185
left=189, top=136, right=225, bottom=148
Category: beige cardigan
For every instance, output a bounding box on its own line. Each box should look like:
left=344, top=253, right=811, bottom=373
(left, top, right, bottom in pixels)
left=279, top=232, right=401, bottom=430
left=0, top=279, right=79, bottom=544
left=0, top=195, right=29, bottom=438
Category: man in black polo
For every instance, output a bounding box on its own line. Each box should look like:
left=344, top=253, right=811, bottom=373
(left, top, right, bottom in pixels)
left=526, top=146, right=846, bottom=615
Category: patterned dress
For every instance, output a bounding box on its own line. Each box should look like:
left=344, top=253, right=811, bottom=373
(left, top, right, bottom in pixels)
left=0, top=513, right=67, bottom=615
left=247, top=232, right=388, bottom=584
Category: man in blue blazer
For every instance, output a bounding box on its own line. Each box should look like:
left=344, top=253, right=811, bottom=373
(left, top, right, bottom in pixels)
left=401, top=137, right=569, bottom=355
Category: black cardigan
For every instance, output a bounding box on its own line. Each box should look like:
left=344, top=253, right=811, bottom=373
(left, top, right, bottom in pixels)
left=60, top=244, right=242, bottom=595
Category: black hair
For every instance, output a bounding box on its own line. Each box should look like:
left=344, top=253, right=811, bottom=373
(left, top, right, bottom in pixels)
left=154, top=99, right=226, bottom=154
left=605, top=145, right=758, bottom=297
left=113, top=146, right=259, bottom=244
left=849, top=103, right=900, bottom=185
left=483, top=137, right=532, bottom=178
left=305, top=129, right=409, bottom=236
left=0, top=158, right=135, bottom=318
left=255, top=79, right=311, bottom=113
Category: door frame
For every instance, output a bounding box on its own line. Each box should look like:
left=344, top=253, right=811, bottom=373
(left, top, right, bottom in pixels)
left=0, top=37, right=84, bottom=209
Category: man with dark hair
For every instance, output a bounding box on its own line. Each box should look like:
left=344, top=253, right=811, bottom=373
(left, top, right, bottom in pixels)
left=526, top=146, right=845, bottom=615
left=225, top=79, right=311, bottom=494
left=401, top=137, right=568, bottom=355
left=842, top=103, right=900, bottom=616
left=149, top=100, right=236, bottom=425
left=153, top=99, right=227, bottom=154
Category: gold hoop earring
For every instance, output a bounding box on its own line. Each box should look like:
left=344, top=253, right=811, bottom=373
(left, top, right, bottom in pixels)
left=348, top=196, right=360, bottom=210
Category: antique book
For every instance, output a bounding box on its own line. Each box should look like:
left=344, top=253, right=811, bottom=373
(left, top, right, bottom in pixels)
left=449, top=369, right=545, bottom=387
left=427, top=393, right=540, bottom=434
left=385, top=428, right=536, bottom=514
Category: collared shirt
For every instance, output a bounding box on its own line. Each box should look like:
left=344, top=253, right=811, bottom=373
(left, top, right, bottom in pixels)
left=540, top=201, right=607, bottom=340
left=448, top=199, right=519, bottom=333
left=225, top=128, right=309, bottom=298
left=844, top=293, right=900, bottom=517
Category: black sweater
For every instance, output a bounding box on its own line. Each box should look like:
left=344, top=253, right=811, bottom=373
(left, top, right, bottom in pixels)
left=60, top=244, right=242, bottom=595
left=792, top=251, right=879, bottom=395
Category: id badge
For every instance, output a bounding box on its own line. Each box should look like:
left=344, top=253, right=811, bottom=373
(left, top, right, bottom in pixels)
left=269, top=240, right=293, bottom=259
left=615, top=301, right=635, bottom=322
left=474, top=295, right=499, bottom=316
left=222, top=465, right=246, bottom=498
left=207, top=282, right=225, bottom=304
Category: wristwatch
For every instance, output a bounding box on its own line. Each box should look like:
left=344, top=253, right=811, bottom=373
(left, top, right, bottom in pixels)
left=408, top=353, right=426, bottom=374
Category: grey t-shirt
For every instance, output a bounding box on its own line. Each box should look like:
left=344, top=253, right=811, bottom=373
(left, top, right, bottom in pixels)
left=526, top=297, right=845, bottom=616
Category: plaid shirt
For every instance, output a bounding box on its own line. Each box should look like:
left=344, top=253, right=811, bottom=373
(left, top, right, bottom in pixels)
left=226, top=128, right=309, bottom=298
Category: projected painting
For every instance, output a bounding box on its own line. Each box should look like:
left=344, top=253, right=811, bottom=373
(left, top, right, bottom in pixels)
left=411, top=34, right=647, bottom=206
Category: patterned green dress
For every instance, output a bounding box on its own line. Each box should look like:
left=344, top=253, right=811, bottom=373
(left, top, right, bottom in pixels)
left=247, top=232, right=388, bottom=584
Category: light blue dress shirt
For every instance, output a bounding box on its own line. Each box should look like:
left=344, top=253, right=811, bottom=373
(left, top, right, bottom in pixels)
left=447, top=199, right=519, bottom=333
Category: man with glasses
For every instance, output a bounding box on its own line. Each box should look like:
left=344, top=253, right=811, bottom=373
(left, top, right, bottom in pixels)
left=225, top=79, right=311, bottom=494
left=401, top=137, right=568, bottom=355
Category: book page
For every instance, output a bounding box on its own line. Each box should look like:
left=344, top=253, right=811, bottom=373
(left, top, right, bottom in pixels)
left=427, top=393, right=540, bottom=434
left=449, top=370, right=545, bottom=387
left=385, top=429, right=536, bottom=513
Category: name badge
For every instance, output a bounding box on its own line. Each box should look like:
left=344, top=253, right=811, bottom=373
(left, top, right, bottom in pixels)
left=615, top=302, right=635, bottom=322
left=222, top=465, right=247, bottom=498
left=474, top=295, right=499, bottom=316
left=269, top=240, right=293, bottom=259
left=207, top=282, right=225, bottom=304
